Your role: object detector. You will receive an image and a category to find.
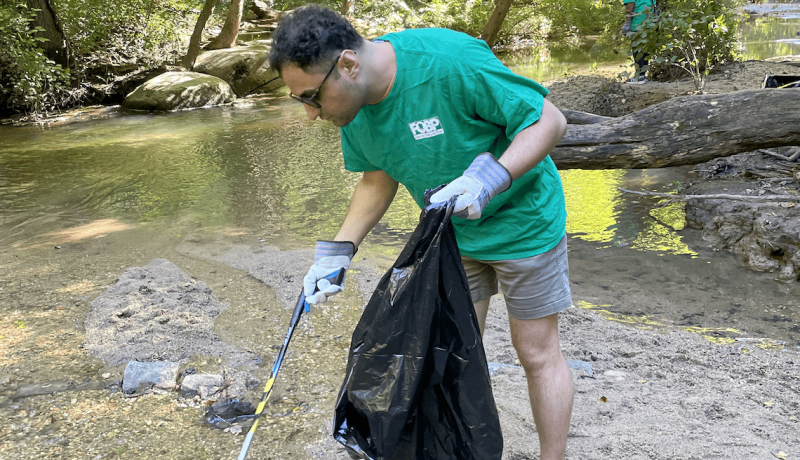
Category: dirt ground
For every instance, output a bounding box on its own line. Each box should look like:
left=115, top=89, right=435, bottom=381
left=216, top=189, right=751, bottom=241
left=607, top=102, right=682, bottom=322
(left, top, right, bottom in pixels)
left=545, top=59, right=800, bottom=116
left=1, top=60, right=799, bottom=460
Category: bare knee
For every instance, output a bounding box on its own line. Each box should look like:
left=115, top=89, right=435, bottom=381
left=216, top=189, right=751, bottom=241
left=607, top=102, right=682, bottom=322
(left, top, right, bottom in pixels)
left=510, top=314, right=564, bottom=373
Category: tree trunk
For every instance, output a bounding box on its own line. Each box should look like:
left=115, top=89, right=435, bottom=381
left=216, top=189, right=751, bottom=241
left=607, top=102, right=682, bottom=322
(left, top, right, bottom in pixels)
left=551, top=89, right=800, bottom=170
left=183, top=0, right=219, bottom=69
left=25, top=0, right=69, bottom=68
left=341, top=0, right=354, bottom=16
left=480, top=0, right=514, bottom=48
left=206, top=0, right=244, bottom=50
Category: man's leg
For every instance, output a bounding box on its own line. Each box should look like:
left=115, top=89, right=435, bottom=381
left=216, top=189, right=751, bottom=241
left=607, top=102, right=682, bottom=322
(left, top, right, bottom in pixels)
left=509, top=312, right=573, bottom=460
left=472, top=297, right=490, bottom=336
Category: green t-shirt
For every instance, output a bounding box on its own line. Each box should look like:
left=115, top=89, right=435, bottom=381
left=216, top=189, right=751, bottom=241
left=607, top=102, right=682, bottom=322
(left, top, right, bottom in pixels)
left=624, top=0, right=657, bottom=31
left=340, top=28, right=566, bottom=261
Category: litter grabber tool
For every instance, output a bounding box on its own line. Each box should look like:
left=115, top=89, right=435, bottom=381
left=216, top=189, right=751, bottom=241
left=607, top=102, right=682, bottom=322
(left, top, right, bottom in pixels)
left=238, top=267, right=347, bottom=460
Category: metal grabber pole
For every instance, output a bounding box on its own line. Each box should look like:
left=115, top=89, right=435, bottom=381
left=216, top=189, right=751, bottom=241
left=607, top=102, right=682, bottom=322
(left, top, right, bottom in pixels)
left=237, top=268, right=346, bottom=460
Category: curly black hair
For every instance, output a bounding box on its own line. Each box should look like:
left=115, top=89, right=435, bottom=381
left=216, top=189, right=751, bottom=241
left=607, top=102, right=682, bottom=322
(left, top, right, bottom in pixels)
left=268, top=4, right=364, bottom=73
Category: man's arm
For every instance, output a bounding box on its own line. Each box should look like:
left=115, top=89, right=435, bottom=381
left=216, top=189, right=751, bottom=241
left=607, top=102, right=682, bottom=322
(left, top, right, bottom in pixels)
left=334, top=169, right=399, bottom=247
left=497, top=98, right=567, bottom=180
left=428, top=98, right=566, bottom=220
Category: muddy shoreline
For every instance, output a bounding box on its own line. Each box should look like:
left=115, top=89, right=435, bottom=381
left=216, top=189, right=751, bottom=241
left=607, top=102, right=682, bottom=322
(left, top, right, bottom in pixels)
left=1, top=239, right=798, bottom=459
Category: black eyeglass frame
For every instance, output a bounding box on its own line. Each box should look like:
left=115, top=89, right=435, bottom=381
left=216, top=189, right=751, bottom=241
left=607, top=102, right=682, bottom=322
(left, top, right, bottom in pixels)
left=289, top=55, right=341, bottom=109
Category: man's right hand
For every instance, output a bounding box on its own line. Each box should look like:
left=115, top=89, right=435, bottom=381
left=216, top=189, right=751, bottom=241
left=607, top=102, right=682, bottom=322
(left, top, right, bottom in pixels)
left=304, top=240, right=355, bottom=304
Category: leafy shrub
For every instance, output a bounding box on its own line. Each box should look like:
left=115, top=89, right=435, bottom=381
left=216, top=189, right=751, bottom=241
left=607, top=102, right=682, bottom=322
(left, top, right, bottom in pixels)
left=627, top=0, right=742, bottom=91
left=272, top=0, right=617, bottom=44
left=0, top=2, right=69, bottom=115
left=534, top=0, right=619, bottom=40
left=56, top=0, right=205, bottom=68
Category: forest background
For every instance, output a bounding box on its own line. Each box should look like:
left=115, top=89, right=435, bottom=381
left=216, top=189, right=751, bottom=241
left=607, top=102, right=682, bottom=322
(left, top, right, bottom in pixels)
left=0, top=0, right=743, bottom=117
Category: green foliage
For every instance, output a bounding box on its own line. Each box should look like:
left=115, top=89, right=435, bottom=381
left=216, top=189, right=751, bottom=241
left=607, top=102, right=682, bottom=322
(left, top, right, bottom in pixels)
left=56, top=0, right=206, bottom=67
left=404, top=0, right=493, bottom=35
left=0, top=2, right=69, bottom=114
left=534, top=0, right=619, bottom=40
left=272, top=0, right=617, bottom=42
left=627, top=0, right=743, bottom=91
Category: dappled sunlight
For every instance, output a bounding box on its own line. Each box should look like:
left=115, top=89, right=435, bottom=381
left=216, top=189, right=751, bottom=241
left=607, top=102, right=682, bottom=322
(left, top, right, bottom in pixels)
left=684, top=326, right=744, bottom=345
left=35, top=219, right=133, bottom=246
left=631, top=220, right=695, bottom=256
left=575, top=300, right=666, bottom=329
left=57, top=280, right=98, bottom=294
left=143, top=72, right=209, bottom=90
left=0, top=316, right=31, bottom=366
left=630, top=201, right=695, bottom=256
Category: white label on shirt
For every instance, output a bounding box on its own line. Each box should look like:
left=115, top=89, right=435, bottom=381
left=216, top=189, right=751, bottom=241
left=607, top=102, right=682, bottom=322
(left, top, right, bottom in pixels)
left=409, top=117, right=444, bottom=140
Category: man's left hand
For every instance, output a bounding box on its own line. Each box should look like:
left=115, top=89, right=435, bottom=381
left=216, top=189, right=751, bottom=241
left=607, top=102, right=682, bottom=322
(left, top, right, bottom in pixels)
left=430, top=153, right=512, bottom=220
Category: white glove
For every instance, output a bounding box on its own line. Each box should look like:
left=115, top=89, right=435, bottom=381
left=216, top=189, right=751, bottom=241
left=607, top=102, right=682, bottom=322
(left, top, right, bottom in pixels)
left=303, top=240, right=354, bottom=305
left=429, top=153, right=512, bottom=220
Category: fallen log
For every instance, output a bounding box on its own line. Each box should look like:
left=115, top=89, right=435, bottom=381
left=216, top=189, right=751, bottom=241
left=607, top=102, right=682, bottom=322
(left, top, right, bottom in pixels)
left=558, top=109, right=613, bottom=125
left=551, top=89, right=800, bottom=170
left=617, top=188, right=800, bottom=202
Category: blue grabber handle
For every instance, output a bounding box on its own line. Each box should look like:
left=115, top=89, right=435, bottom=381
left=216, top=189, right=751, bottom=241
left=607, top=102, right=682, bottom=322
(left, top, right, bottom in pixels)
left=303, top=268, right=347, bottom=312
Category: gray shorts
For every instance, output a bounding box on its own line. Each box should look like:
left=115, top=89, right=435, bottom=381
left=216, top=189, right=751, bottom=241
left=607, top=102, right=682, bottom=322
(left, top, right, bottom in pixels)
left=461, top=235, right=572, bottom=320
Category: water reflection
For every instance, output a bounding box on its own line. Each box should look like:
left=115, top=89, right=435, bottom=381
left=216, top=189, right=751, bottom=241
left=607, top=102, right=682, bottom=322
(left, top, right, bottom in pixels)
left=499, top=41, right=628, bottom=84
left=562, top=169, right=624, bottom=244
left=740, top=16, right=800, bottom=60
left=630, top=202, right=694, bottom=256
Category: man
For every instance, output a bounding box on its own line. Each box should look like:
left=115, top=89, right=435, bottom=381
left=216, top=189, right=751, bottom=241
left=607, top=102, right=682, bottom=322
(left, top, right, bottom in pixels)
left=622, top=0, right=658, bottom=83
left=268, top=5, right=572, bottom=459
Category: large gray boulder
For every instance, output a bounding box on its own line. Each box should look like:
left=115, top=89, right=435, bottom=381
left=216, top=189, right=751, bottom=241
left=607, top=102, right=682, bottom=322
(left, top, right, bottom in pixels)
left=193, top=43, right=283, bottom=97
left=122, top=71, right=236, bottom=112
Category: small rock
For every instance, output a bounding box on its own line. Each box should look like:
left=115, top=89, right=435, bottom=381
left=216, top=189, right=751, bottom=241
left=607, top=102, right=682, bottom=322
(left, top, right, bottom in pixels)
left=122, top=361, right=180, bottom=394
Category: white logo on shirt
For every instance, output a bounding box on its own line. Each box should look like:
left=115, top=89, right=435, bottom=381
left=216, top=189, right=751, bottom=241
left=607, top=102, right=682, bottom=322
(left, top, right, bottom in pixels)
left=409, top=117, right=444, bottom=140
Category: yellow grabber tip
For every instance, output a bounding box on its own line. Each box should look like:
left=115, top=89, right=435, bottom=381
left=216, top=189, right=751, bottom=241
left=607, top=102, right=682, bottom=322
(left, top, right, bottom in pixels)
left=247, top=378, right=275, bottom=434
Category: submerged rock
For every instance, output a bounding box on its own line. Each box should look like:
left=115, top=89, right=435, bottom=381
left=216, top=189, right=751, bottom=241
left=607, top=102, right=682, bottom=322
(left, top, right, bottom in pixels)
left=12, top=380, right=72, bottom=400
left=122, top=71, right=236, bottom=112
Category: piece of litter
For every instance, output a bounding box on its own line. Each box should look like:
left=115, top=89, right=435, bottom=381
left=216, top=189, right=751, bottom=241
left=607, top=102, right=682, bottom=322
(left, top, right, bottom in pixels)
left=487, top=362, right=522, bottom=376
left=567, top=360, right=594, bottom=377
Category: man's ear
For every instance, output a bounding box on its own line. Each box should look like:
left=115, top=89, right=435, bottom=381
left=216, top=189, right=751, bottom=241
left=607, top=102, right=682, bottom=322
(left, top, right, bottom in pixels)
left=339, top=49, right=360, bottom=79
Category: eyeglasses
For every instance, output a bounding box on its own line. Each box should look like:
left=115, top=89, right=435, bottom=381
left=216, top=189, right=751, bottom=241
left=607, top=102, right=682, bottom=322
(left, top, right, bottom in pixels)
left=289, top=55, right=340, bottom=109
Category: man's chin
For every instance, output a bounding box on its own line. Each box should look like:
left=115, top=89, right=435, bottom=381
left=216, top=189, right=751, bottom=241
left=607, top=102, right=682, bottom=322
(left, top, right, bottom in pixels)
left=330, top=114, right=359, bottom=128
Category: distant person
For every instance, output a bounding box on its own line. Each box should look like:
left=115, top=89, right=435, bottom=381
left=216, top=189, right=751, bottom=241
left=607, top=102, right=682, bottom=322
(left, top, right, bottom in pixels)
left=269, top=5, right=573, bottom=459
left=622, top=0, right=658, bottom=83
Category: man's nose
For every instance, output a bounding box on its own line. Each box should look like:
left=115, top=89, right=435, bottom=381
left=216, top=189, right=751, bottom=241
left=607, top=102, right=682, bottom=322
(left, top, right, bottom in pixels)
left=304, top=104, right=320, bottom=121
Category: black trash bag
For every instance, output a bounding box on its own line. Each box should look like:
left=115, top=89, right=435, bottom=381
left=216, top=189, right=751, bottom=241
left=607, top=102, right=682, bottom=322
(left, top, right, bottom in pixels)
left=333, top=200, right=503, bottom=460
